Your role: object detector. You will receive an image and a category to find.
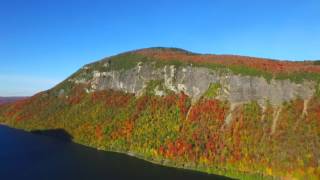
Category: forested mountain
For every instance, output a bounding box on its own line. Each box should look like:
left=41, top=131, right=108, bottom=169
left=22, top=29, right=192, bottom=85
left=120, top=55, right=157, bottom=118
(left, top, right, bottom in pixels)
left=1, top=48, right=320, bottom=179
left=0, top=97, right=27, bottom=105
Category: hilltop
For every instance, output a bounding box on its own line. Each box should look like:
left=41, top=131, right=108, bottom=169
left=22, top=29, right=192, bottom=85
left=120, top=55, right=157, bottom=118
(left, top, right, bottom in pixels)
left=0, top=48, right=320, bottom=179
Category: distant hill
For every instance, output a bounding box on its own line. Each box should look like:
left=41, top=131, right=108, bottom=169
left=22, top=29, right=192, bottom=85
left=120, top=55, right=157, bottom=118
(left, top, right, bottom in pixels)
left=0, top=97, right=27, bottom=105
left=1, top=47, right=320, bottom=179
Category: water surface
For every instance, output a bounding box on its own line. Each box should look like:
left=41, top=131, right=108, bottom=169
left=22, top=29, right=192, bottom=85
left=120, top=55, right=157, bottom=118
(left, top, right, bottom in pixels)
left=0, top=125, right=230, bottom=180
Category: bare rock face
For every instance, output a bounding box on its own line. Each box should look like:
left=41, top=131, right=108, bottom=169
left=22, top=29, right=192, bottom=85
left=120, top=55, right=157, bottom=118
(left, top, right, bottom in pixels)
left=65, top=57, right=316, bottom=129
left=225, top=76, right=314, bottom=105
left=68, top=61, right=316, bottom=108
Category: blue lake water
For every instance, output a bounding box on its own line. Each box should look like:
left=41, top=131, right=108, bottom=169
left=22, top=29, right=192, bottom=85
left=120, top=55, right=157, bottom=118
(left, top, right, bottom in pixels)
left=0, top=125, right=231, bottom=180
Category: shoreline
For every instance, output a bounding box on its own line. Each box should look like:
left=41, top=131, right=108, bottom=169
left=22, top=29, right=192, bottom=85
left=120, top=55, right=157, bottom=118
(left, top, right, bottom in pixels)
left=0, top=124, right=273, bottom=180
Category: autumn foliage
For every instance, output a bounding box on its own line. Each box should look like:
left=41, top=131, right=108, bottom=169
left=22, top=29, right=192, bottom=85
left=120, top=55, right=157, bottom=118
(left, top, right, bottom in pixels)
left=1, top=86, right=320, bottom=179
left=135, top=48, right=320, bottom=75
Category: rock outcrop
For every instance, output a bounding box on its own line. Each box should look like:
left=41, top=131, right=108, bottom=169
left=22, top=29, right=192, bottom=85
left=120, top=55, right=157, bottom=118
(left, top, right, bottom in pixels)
left=69, top=61, right=315, bottom=106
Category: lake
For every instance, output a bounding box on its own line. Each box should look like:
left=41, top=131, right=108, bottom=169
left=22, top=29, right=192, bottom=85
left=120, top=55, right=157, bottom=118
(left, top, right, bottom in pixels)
left=0, top=125, right=231, bottom=180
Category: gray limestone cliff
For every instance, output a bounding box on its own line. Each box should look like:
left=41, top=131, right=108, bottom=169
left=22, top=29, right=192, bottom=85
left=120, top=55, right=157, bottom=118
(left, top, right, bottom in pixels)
left=64, top=60, right=316, bottom=113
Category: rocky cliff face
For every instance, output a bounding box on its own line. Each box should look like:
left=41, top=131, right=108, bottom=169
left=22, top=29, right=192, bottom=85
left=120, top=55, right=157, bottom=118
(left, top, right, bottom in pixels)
left=66, top=60, right=316, bottom=127
left=70, top=62, right=315, bottom=105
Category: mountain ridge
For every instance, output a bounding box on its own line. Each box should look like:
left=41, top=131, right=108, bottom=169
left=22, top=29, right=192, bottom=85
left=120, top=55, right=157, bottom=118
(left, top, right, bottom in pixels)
left=0, top=97, right=28, bottom=105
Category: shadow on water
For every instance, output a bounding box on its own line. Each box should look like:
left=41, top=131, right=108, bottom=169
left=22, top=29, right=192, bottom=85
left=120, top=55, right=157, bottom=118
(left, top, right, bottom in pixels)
left=30, top=129, right=73, bottom=142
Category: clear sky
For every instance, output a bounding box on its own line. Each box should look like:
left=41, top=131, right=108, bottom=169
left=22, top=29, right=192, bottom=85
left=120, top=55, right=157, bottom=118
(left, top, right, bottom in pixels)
left=0, top=0, right=319, bottom=96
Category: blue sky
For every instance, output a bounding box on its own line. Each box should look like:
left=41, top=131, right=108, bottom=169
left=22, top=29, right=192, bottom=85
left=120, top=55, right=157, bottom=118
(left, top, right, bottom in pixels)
left=0, top=0, right=319, bottom=96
